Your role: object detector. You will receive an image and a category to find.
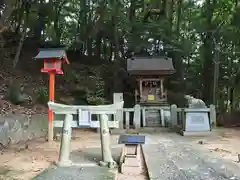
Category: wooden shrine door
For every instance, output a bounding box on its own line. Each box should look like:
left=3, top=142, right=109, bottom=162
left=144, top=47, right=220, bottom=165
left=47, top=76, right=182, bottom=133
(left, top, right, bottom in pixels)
left=139, top=78, right=165, bottom=103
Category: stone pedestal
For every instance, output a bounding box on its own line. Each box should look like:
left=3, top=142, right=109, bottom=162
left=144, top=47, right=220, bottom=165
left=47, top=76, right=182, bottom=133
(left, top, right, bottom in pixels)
left=180, top=111, right=211, bottom=136
left=121, top=163, right=142, bottom=175
left=120, top=144, right=141, bottom=175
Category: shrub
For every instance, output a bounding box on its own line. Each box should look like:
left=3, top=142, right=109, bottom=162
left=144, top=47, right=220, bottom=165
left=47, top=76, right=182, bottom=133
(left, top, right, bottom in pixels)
left=36, top=87, right=49, bottom=105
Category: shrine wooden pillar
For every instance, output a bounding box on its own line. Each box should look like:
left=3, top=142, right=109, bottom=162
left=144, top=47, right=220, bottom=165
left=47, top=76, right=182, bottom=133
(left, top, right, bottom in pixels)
left=160, top=78, right=164, bottom=98
left=139, top=78, right=143, bottom=101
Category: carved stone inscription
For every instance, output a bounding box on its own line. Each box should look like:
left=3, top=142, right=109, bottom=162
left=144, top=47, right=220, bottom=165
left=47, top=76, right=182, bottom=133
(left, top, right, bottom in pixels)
left=185, top=112, right=210, bottom=132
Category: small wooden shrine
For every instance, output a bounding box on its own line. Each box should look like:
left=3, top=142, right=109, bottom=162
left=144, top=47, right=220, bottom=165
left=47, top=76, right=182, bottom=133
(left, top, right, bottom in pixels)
left=35, top=48, right=69, bottom=74
left=127, top=57, right=175, bottom=105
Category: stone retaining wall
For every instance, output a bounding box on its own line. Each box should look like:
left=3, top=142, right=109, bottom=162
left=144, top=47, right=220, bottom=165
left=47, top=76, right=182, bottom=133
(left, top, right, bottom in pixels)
left=0, top=114, right=48, bottom=148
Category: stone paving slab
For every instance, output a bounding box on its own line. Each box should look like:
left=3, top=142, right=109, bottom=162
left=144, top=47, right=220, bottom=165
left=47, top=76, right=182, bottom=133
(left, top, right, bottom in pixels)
left=160, top=142, right=227, bottom=180
left=69, top=147, right=122, bottom=165
left=33, top=147, right=121, bottom=180
left=167, top=142, right=240, bottom=179
left=143, top=141, right=240, bottom=180
left=33, top=166, right=117, bottom=180
left=142, top=144, right=187, bottom=180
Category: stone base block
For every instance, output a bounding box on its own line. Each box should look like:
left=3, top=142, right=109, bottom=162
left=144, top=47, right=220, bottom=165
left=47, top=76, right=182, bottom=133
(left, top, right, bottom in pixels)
left=110, top=129, right=126, bottom=135
left=124, top=156, right=140, bottom=166
left=121, top=164, right=141, bottom=175
left=120, top=145, right=142, bottom=175
left=55, top=160, right=73, bottom=167
left=126, top=145, right=137, bottom=154
left=180, top=130, right=211, bottom=136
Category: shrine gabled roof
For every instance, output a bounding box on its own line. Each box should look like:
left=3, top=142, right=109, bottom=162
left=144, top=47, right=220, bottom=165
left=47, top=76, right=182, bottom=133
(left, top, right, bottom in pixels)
left=127, top=57, right=175, bottom=75
left=34, top=48, right=69, bottom=64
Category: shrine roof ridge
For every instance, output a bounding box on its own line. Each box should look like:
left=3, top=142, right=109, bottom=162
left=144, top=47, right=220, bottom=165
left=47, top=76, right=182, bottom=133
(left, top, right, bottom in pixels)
left=34, top=48, right=67, bottom=60
left=127, top=56, right=175, bottom=73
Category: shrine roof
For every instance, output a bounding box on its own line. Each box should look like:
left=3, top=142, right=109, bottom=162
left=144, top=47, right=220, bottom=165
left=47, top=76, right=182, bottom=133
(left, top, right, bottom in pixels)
left=34, top=48, right=69, bottom=64
left=127, top=57, right=175, bottom=75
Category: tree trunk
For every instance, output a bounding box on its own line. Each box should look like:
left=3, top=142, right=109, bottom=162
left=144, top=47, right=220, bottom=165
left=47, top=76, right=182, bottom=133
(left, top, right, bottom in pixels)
left=54, top=5, right=62, bottom=45
left=128, top=0, right=136, bottom=51
left=33, top=0, right=46, bottom=44
left=13, top=30, right=26, bottom=68
left=79, top=0, right=87, bottom=53
left=112, top=16, right=119, bottom=60
left=166, top=0, right=173, bottom=32
left=172, top=0, right=184, bottom=87
left=12, top=2, right=31, bottom=68
left=87, top=39, right=93, bottom=56
left=201, top=0, right=215, bottom=105
left=103, top=38, right=108, bottom=61
left=95, top=32, right=102, bottom=59
left=15, top=2, right=25, bottom=34
left=1, top=0, right=16, bottom=26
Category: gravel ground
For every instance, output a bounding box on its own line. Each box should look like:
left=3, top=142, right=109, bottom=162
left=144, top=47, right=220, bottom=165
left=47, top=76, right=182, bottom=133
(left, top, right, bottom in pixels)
left=0, top=129, right=119, bottom=179
left=1, top=128, right=240, bottom=179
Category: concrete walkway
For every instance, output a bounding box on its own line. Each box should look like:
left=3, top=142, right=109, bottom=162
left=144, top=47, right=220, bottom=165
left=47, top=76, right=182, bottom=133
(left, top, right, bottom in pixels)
left=33, top=166, right=117, bottom=180
left=33, top=147, right=121, bottom=180
left=142, top=134, right=240, bottom=180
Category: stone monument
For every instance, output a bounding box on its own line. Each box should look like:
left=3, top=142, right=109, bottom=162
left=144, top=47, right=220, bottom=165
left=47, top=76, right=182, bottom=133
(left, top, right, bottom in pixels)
left=182, top=95, right=211, bottom=135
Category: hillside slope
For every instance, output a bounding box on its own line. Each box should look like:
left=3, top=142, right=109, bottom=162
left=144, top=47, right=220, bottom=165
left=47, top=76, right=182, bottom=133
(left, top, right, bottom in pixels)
left=0, top=32, right=111, bottom=116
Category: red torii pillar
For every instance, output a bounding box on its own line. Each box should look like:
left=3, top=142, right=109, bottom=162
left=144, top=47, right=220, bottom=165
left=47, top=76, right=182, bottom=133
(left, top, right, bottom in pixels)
left=48, top=70, right=55, bottom=142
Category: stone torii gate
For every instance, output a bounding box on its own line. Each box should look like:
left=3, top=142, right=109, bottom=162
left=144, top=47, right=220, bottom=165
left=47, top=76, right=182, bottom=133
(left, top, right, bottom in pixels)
left=48, top=101, right=124, bottom=168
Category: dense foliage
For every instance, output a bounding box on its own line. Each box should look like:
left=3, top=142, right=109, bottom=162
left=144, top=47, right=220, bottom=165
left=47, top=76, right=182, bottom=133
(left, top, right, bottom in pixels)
left=1, top=0, right=240, bottom=112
